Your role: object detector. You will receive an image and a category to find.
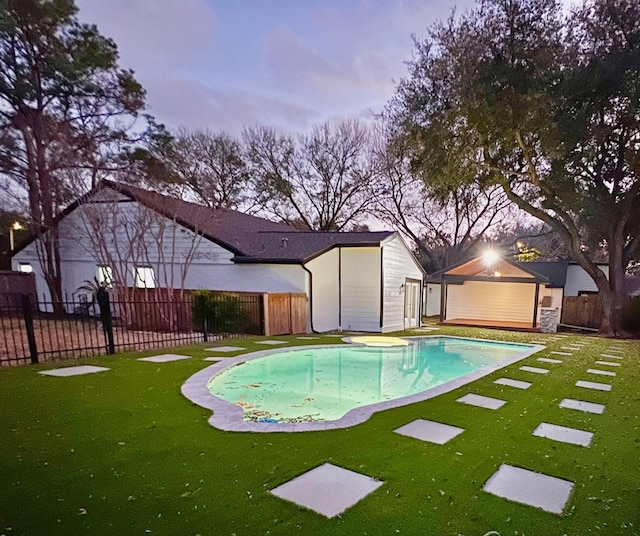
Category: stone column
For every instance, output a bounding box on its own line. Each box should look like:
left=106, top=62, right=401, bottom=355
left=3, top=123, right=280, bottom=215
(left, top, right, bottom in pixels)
left=540, top=307, right=560, bottom=333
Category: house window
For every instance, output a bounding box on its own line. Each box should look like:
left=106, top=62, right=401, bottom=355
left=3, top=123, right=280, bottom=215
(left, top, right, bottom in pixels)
left=134, top=266, right=155, bottom=288
left=18, top=263, right=33, bottom=273
left=96, top=266, right=113, bottom=288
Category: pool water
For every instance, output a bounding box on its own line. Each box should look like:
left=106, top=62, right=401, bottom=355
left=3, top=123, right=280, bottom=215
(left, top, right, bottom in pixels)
left=207, top=337, right=534, bottom=423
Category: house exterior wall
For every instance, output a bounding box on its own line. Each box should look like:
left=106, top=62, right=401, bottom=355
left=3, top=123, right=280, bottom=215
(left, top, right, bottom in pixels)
left=564, top=264, right=609, bottom=296
left=424, top=283, right=442, bottom=317
left=12, top=201, right=305, bottom=300
left=381, top=236, right=424, bottom=332
left=340, top=247, right=381, bottom=331
left=304, top=249, right=340, bottom=332
left=445, top=281, right=537, bottom=323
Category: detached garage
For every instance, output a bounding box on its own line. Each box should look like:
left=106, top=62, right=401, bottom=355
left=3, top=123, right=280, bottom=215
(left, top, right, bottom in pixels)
left=440, top=256, right=563, bottom=331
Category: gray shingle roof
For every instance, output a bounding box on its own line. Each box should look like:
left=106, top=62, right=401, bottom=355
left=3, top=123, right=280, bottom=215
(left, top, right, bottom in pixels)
left=103, top=182, right=394, bottom=262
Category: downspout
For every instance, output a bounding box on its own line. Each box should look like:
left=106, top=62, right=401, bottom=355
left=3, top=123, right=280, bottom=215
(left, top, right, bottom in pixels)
left=301, top=264, right=318, bottom=333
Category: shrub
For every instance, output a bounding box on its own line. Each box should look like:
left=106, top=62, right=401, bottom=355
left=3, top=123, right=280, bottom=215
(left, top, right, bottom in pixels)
left=191, top=291, right=253, bottom=333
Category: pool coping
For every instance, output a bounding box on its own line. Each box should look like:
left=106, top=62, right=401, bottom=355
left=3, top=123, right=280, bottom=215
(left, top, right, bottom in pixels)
left=181, top=335, right=545, bottom=433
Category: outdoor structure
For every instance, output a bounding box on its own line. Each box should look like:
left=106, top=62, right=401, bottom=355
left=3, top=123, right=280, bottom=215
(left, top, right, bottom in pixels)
left=424, top=256, right=609, bottom=332
left=11, top=181, right=424, bottom=333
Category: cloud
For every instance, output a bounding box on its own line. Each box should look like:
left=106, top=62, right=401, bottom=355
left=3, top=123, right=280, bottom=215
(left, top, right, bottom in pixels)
left=75, top=0, right=218, bottom=72
left=74, top=0, right=477, bottom=134
left=145, top=77, right=316, bottom=134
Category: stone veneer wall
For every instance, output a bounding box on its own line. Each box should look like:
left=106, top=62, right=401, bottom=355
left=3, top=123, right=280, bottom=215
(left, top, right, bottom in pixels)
left=540, top=307, right=560, bottom=333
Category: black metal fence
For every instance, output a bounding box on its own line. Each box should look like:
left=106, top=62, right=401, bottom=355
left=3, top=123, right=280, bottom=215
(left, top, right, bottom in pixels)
left=0, top=292, right=264, bottom=367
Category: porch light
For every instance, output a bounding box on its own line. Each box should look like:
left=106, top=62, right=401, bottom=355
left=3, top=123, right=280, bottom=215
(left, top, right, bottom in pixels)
left=10, top=221, right=24, bottom=251
left=482, top=249, right=500, bottom=267
left=494, top=271, right=501, bottom=277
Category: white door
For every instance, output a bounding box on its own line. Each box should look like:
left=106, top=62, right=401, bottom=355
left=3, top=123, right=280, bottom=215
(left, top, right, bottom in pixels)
left=404, top=280, right=421, bottom=328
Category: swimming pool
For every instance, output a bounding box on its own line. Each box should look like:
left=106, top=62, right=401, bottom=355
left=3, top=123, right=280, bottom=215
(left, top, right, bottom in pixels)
left=182, top=336, right=543, bottom=432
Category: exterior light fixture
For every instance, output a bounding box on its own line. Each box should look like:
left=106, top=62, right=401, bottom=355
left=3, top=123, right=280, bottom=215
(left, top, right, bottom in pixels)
left=9, top=221, right=24, bottom=252
left=482, top=249, right=500, bottom=267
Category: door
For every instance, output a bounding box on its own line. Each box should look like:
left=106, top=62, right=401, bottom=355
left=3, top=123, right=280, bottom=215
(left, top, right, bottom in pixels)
left=404, top=279, right=421, bottom=328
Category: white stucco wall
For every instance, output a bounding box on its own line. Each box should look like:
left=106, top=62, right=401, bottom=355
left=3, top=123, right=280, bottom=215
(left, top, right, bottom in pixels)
left=340, top=247, right=381, bottom=332
left=564, top=264, right=609, bottom=296
left=445, top=281, right=538, bottom=323
left=304, top=249, right=340, bottom=332
left=381, top=235, right=424, bottom=332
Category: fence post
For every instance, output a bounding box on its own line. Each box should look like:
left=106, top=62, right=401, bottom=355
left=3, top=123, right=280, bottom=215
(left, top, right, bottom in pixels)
left=203, top=316, right=208, bottom=343
left=261, top=294, right=269, bottom=336
left=97, top=289, right=115, bottom=355
left=22, top=294, right=38, bottom=364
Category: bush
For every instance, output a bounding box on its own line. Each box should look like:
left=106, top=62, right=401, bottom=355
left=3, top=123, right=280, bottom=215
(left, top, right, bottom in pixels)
left=191, top=291, right=254, bottom=334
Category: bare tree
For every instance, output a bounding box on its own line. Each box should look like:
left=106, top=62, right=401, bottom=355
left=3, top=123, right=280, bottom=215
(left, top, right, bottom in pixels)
left=76, top=183, right=206, bottom=329
left=244, top=119, right=377, bottom=230
left=372, top=128, right=517, bottom=271
left=144, top=128, right=253, bottom=210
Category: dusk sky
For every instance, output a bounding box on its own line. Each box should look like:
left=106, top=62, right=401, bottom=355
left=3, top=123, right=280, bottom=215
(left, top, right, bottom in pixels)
left=75, top=0, right=478, bottom=135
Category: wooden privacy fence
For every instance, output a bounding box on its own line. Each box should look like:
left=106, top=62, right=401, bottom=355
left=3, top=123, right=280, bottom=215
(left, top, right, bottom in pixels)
left=263, top=293, right=308, bottom=336
left=561, top=295, right=603, bottom=328
left=0, top=271, right=36, bottom=307
left=122, top=288, right=308, bottom=336
left=561, top=294, right=639, bottom=330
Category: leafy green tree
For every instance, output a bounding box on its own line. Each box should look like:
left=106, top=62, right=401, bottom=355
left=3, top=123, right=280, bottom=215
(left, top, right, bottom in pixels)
left=0, top=0, right=147, bottom=305
left=390, top=0, right=640, bottom=335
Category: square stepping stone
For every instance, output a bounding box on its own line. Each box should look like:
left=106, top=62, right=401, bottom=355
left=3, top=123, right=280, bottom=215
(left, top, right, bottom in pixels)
left=550, top=351, right=572, bottom=356
left=394, top=419, right=464, bottom=445
left=203, top=357, right=222, bottom=362
left=137, top=354, right=191, bottom=363
left=270, top=463, right=383, bottom=518
left=533, top=422, right=593, bottom=447
left=575, top=380, right=611, bottom=392
left=325, top=334, right=344, bottom=338
left=494, top=378, right=532, bottom=390
left=483, top=464, right=573, bottom=514
left=559, top=398, right=605, bottom=414
left=594, top=360, right=620, bottom=367
left=606, top=349, right=624, bottom=353
left=205, top=346, right=246, bottom=352
left=587, top=368, right=616, bottom=377
left=296, top=336, right=319, bottom=340
left=255, top=340, right=288, bottom=345
left=538, top=357, right=562, bottom=364
left=600, top=354, right=623, bottom=360
left=561, top=346, right=581, bottom=351
left=39, top=365, right=110, bottom=377
left=519, top=366, right=549, bottom=375
left=457, top=393, right=506, bottom=410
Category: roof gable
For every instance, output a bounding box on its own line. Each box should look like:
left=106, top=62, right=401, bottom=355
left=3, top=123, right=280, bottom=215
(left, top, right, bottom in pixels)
left=445, top=257, right=543, bottom=279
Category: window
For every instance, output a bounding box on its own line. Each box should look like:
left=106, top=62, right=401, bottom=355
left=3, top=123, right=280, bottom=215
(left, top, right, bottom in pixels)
left=134, top=266, right=155, bottom=288
left=96, top=266, right=113, bottom=288
left=18, top=263, right=33, bottom=273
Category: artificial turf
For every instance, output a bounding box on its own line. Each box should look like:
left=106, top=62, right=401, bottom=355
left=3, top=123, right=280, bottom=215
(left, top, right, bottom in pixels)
left=0, top=328, right=638, bottom=535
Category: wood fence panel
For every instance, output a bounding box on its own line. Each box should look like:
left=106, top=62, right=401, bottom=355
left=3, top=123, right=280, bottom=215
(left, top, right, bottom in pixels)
left=290, top=294, right=308, bottom=334
left=0, top=271, right=36, bottom=307
left=264, top=293, right=308, bottom=336
left=561, top=295, right=602, bottom=328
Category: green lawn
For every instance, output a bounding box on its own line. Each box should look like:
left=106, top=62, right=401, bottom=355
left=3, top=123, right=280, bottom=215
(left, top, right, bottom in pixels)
left=0, top=328, right=638, bottom=536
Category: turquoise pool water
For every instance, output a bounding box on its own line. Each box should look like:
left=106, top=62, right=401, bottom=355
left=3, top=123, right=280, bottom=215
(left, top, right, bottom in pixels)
left=207, top=337, right=534, bottom=424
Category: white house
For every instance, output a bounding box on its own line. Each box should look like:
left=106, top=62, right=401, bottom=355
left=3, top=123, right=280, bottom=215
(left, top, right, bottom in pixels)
left=12, top=181, right=424, bottom=333
left=423, top=256, right=609, bottom=331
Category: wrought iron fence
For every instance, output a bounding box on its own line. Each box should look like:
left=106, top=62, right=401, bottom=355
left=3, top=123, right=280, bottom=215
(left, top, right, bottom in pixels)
left=0, top=292, right=264, bottom=367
